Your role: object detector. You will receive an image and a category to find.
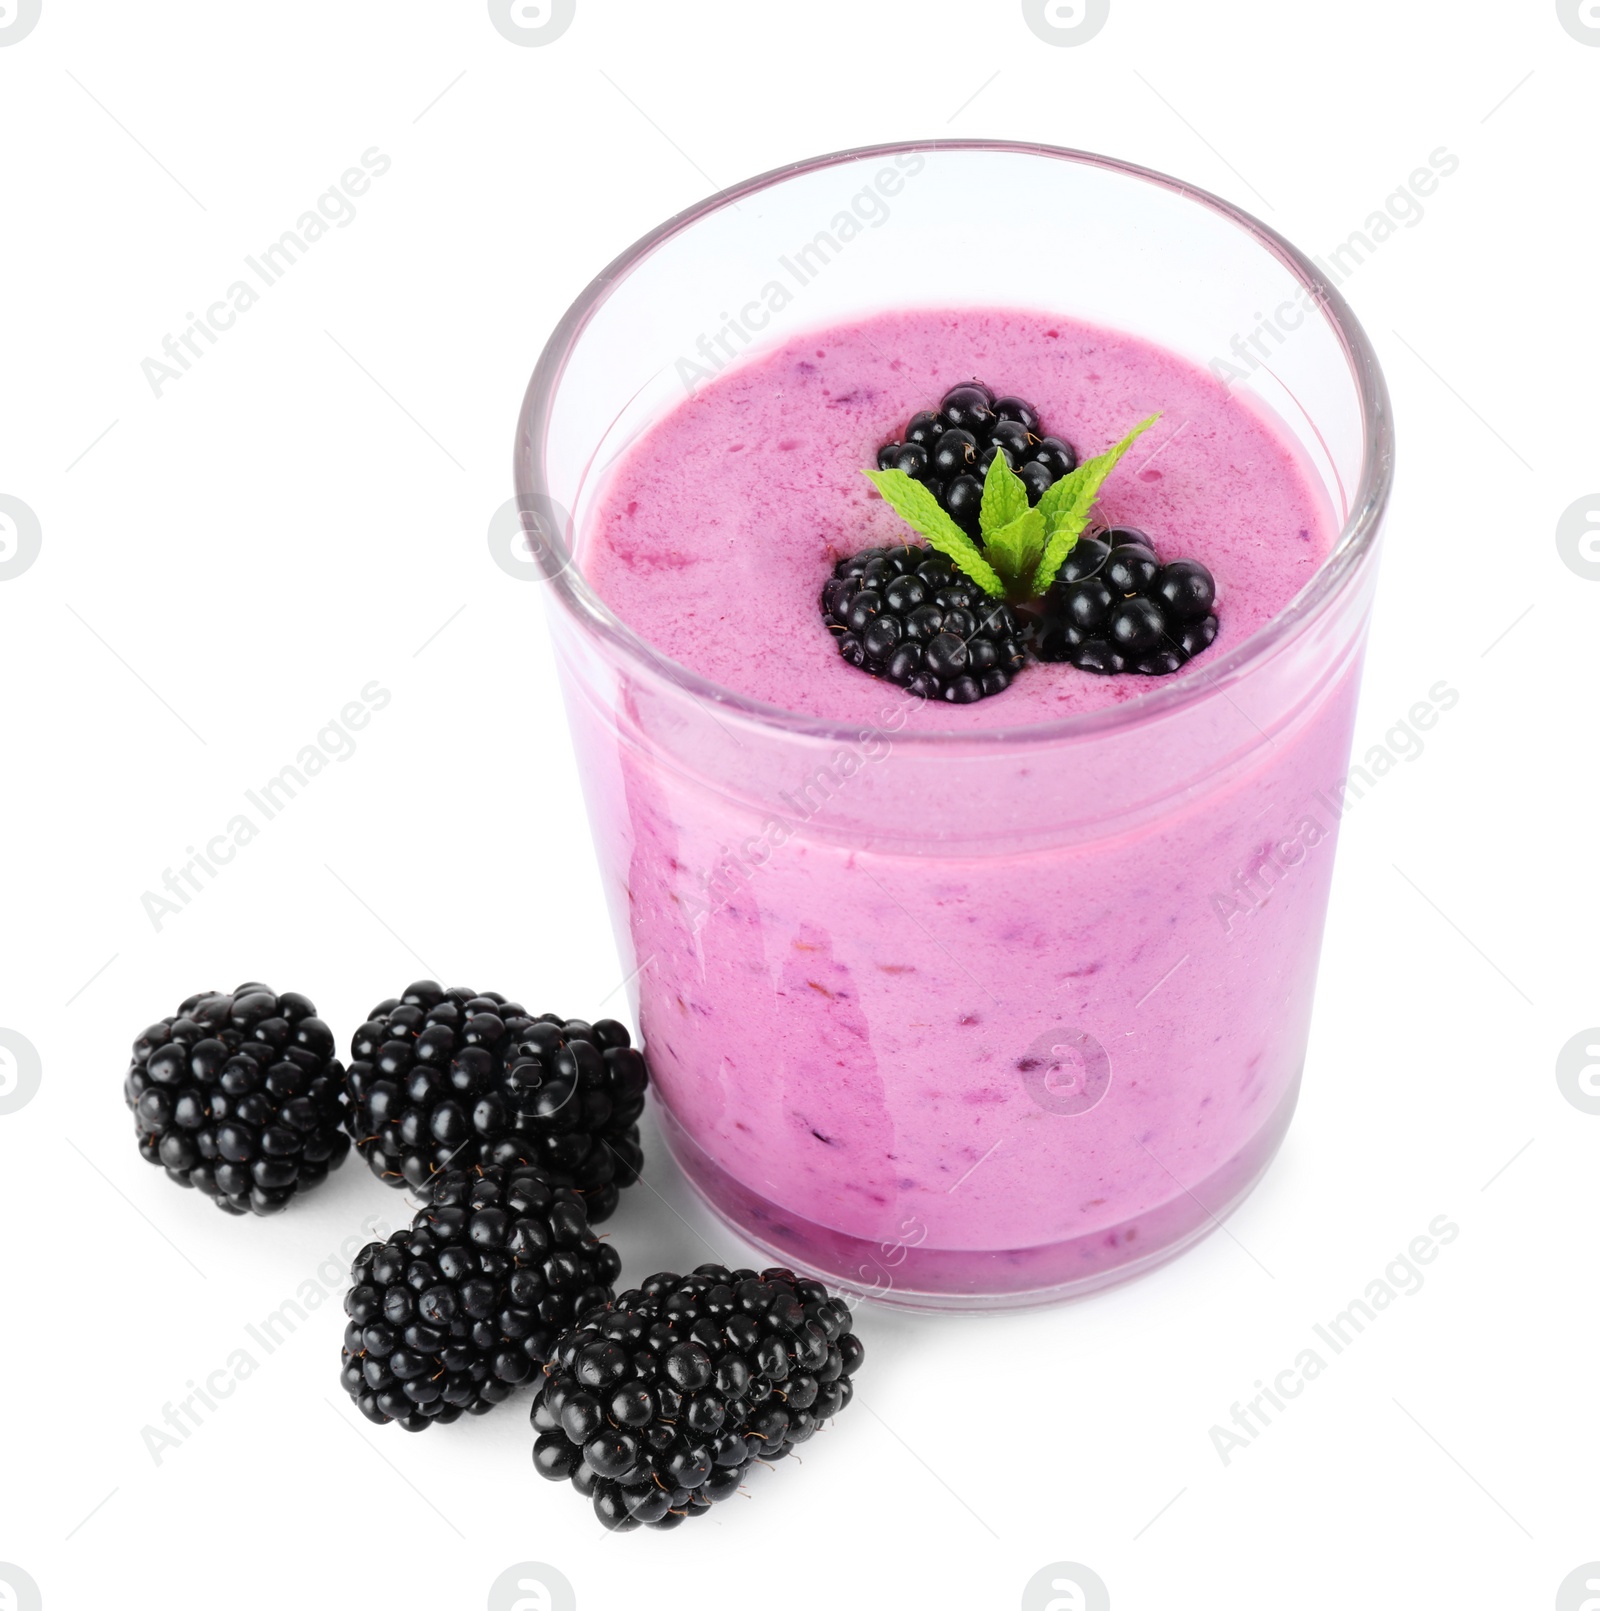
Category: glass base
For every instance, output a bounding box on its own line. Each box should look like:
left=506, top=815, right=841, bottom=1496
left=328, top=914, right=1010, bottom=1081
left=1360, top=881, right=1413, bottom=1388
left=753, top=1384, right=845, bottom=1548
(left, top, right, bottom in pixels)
left=657, top=1072, right=1301, bottom=1312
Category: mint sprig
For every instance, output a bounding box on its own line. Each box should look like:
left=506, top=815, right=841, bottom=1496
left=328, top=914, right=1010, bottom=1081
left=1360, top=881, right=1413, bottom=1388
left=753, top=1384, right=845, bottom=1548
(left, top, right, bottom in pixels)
left=862, top=412, right=1160, bottom=601
left=981, top=503, right=1045, bottom=592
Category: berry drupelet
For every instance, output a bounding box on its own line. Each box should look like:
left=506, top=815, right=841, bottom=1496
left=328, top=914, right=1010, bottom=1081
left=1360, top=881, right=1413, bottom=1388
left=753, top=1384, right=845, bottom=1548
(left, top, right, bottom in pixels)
left=1031, top=526, right=1219, bottom=676
left=820, top=544, right=1027, bottom=704
left=532, top=1264, right=865, bottom=1531
left=124, top=984, right=349, bottom=1215
left=874, top=380, right=1079, bottom=539
left=343, top=981, right=647, bottom=1223
left=341, top=1162, right=620, bottom=1431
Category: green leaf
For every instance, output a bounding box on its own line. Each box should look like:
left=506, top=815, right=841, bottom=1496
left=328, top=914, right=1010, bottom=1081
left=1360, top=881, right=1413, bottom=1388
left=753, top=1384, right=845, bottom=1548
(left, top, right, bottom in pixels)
left=978, top=450, right=1029, bottom=544
left=982, top=505, right=1046, bottom=591
left=1033, top=414, right=1160, bottom=595
left=862, top=468, right=1004, bottom=597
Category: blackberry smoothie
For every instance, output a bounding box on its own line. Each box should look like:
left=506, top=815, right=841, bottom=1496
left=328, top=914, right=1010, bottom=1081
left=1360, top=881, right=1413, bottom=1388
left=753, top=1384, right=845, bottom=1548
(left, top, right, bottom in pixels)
left=554, top=307, right=1361, bottom=1303
left=586, top=310, right=1329, bottom=727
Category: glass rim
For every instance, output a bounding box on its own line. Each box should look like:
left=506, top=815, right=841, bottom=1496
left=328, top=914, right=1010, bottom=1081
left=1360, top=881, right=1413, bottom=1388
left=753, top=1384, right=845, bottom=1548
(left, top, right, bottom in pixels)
left=513, top=138, right=1394, bottom=748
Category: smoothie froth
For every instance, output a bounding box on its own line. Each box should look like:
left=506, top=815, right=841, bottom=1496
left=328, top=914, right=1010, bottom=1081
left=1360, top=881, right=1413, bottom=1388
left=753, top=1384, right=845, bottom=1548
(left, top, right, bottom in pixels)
left=584, top=308, right=1333, bottom=730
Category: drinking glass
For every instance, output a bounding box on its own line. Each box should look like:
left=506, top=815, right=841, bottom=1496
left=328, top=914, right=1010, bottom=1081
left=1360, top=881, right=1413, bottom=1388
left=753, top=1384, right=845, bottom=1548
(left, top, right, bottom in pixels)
left=513, top=141, right=1391, bottom=1309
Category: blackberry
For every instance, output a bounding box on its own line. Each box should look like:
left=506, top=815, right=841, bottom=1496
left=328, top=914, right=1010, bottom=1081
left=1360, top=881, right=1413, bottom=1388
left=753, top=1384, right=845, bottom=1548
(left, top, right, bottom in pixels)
left=340, top=1162, right=620, bottom=1430
left=344, top=982, right=647, bottom=1223
left=861, top=388, right=1213, bottom=685
left=1032, top=527, right=1219, bottom=676
left=819, top=544, right=1026, bottom=703
left=124, top=984, right=349, bottom=1215
left=532, top=1264, right=864, bottom=1531
left=872, top=382, right=1077, bottom=538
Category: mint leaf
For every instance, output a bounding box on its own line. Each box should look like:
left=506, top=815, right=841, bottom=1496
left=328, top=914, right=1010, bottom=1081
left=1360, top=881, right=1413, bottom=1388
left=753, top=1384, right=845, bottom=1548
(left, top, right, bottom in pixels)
left=862, top=468, right=1004, bottom=597
left=978, top=450, right=1029, bottom=544
left=1033, top=414, right=1159, bottom=595
left=861, top=466, right=968, bottom=548
left=1035, top=415, right=1158, bottom=535
left=982, top=505, right=1045, bottom=591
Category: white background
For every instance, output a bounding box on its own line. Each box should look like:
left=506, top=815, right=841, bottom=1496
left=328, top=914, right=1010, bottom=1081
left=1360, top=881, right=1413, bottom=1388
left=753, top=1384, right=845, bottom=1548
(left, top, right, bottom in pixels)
left=1, top=3, right=1594, bottom=1608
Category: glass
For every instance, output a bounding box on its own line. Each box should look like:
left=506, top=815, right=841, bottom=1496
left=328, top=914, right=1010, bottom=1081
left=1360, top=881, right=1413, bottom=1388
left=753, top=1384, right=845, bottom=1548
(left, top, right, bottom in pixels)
left=513, top=142, right=1392, bottom=1310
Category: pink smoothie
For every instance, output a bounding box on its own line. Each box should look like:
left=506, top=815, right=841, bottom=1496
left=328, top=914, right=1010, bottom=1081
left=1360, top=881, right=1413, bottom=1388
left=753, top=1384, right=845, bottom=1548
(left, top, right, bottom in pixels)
left=564, top=309, right=1362, bottom=1302
left=584, top=308, right=1332, bottom=730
